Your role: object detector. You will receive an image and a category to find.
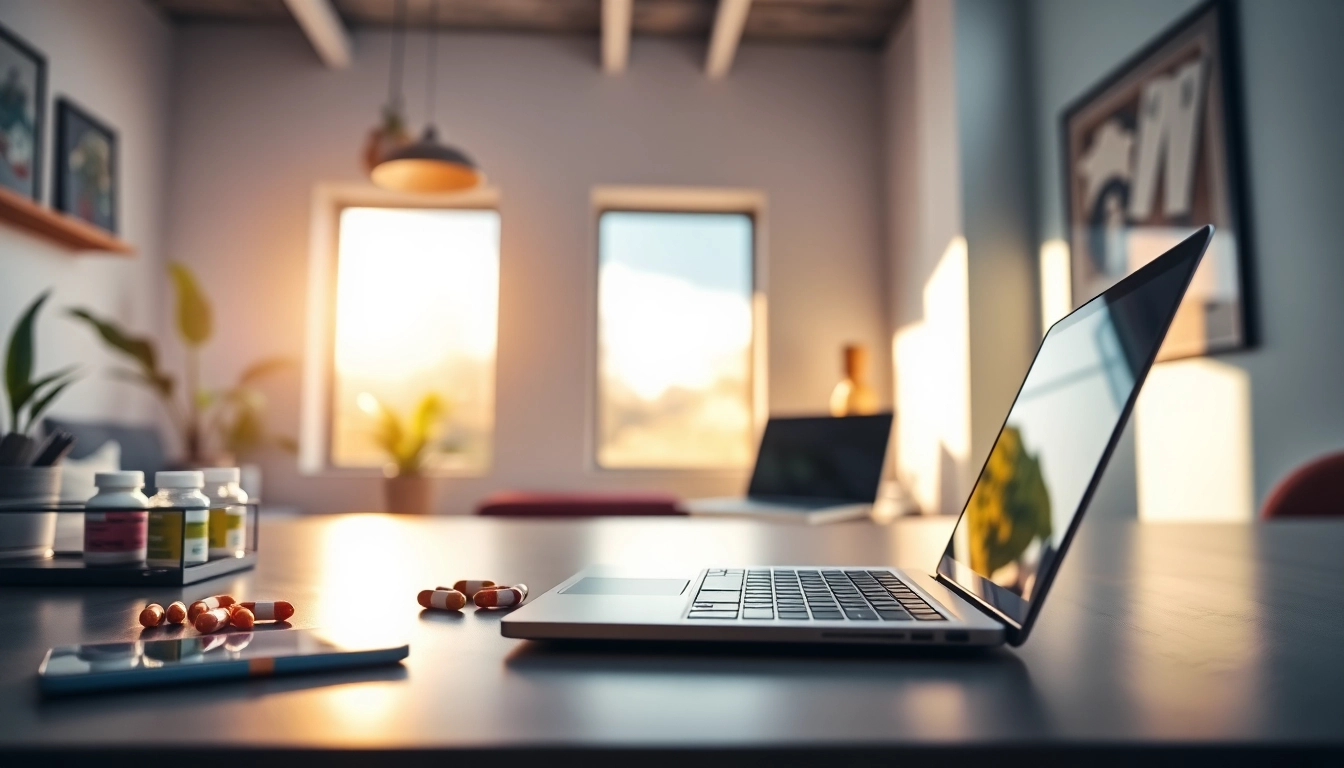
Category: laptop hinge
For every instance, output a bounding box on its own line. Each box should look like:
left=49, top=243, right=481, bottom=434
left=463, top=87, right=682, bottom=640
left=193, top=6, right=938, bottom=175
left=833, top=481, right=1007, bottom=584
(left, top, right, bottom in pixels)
left=933, top=571, right=1022, bottom=634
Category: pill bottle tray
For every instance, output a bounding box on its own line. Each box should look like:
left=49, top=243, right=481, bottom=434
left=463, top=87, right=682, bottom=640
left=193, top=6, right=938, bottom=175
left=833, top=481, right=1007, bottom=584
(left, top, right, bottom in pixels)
left=0, top=501, right=260, bottom=586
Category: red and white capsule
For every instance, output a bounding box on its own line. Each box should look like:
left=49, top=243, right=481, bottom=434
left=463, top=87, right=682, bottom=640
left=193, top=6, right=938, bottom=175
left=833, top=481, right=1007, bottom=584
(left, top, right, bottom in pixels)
left=165, top=601, right=188, bottom=624
left=451, top=580, right=496, bottom=598
left=194, top=607, right=233, bottom=633
left=139, top=603, right=165, bottom=628
left=418, top=588, right=467, bottom=611
left=238, top=601, right=295, bottom=622
left=474, top=584, right=527, bottom=608
left=229, top=606, right=256, bottom=630
left=187, top=595, right=236, bottom=622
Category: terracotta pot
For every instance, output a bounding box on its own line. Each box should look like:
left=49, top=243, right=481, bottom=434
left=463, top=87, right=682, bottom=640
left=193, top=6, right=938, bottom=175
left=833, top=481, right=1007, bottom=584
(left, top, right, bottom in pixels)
left=383, top=474, right=433, bottom=515
left=0, top=466, right=61, bottom=560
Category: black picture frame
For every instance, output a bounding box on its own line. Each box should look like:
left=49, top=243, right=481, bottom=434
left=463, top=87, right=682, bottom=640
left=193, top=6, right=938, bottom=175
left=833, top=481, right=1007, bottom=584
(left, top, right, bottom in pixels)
left=54, top=97, right=118, bottom=234
left=0, top=21, right=47, bottom=202
left=1059, top=0, right=1256, bottom=360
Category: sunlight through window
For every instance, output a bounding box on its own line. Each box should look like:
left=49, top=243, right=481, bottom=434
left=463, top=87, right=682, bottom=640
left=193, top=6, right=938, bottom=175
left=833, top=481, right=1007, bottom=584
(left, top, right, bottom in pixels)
left=597, top=211, right=755, bottom=469
left=330, top=207, right=499, bottom=471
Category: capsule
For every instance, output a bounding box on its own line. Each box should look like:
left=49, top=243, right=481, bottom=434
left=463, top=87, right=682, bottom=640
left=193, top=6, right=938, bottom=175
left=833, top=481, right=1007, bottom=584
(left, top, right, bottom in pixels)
left=229, top=606, right=256, bottom=630
left=451, top=580, right=496, bottom=598
left=165, top=601, right=188, bottom=624
left=238, top=601, right=295, bottom=622
left=480, top=583, right=529, bottom=599
left=187, top=595, right=236, bottom=622
left=474, top=584, right=527, bottom=608
left=139, top=603, right=165, bottom=628
left=194, top=607, right=233, bottom=633
left=418, top=588, right=467, bottom=611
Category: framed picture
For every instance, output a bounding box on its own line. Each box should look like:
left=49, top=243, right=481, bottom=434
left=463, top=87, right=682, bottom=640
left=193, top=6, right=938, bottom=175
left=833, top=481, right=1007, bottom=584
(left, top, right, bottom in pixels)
left=55, top=98, right=117, bottom=233
left=1061, top=0, right=1254, bottom=360
left=0, top=21, right=46, bottom=201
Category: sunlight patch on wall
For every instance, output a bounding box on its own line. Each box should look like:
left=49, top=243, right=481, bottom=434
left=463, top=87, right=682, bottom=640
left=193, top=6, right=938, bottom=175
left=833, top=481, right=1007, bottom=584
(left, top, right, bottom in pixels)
left=1135, top=358, right=1253, bottom=522
left=1039, top=239, right=1072, bottom=334
left=893, top=236, right=972, bottom=515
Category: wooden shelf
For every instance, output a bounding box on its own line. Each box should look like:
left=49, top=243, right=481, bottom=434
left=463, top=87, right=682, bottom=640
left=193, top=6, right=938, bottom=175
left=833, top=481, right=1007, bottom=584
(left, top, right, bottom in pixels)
left=0, top=184, right=134, bottom=255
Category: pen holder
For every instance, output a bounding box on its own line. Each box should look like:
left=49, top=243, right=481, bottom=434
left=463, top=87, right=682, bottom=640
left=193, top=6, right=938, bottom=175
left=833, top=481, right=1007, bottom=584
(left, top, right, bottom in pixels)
left=0, top=466, right=60, bottom=561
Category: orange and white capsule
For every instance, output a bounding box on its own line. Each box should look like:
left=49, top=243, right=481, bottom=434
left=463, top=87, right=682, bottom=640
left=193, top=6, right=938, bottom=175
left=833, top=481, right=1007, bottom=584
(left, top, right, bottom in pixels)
left=229, top=606, right=256, bottom=630
left=194, top=607, right=233, bottom=633
left=418, top=589, right=467, bottom=611
left=139, top=603, right=165, bottom=628
left=474, top=584, right=527, bottom=608
left=238, top=601, right=295, bottom=622
left=165, top=601, right=188, bottom=624
left=187, top=595, right=236, bottom=622
left=480, top=583, right=529, bottom=599
left=451, top=580, right=496, bottom=598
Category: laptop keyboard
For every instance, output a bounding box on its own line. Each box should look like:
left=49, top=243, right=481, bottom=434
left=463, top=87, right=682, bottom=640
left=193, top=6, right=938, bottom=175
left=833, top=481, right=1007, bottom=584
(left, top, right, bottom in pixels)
left=686, top=568, right=946, bottom=621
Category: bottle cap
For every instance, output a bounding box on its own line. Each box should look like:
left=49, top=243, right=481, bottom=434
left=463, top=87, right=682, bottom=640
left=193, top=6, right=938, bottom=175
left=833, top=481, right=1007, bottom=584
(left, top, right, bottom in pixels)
left=201, top=467, right=241, bottom=484
left=154, top=470, right=204, bottom=489
left=94, top=471, right=144, bottom=488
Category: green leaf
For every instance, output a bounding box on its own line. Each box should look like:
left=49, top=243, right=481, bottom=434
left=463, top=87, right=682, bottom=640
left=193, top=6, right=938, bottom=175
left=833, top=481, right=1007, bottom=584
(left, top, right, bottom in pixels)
left=236, top=357, right=293, bottom=387
left=24, top=365, right=77, bottom=408
left=168, top=262, right=212, bottom=346
left=108, top=367, right=175, bottom=399
left=23, top=375, right=78, bottom=434
left=67, top=309, right=162, bottom=378
left=5, top=291, right=50, bottom=429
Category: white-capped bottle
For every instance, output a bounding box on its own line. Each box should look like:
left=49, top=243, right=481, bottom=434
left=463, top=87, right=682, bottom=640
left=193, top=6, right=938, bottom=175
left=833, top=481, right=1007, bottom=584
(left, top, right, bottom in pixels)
left=146, top=471, right=210, bottom=567
left=84, top=471, right=149, bottom=566
left=203, top=467, right=249, bottom=558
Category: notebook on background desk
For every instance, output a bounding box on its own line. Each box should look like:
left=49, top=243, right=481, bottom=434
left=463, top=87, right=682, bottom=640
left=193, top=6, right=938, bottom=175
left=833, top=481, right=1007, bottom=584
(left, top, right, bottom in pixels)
left=683, top=414, right=894, bottom=525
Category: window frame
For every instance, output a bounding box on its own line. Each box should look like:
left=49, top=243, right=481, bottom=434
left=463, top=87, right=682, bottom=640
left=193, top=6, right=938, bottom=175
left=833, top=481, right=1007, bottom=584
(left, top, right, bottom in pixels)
left=300, top=183, right=502, bottom=477
left=588, top=186, right=769, bottom=473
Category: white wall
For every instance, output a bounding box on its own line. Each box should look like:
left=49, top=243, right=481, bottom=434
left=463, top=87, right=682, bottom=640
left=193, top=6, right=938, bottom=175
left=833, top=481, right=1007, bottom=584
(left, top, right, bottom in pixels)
left=165, top=26, right=891, bottom=513
left=1027, top=0, right=1344, bottom=518
left=0, top=0, right=173, bottom=435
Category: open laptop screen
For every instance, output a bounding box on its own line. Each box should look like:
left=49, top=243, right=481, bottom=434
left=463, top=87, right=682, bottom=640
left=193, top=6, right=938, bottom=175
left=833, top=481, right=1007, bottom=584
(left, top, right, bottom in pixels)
left=747, top=414, right=893, bottom=504
left=938, top=227, right=1209, bottom=641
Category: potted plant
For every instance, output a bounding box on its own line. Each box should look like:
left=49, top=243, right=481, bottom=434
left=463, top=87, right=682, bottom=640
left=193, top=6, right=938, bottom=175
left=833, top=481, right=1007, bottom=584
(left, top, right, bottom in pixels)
left=360, top=392, right=445, bottom=515
left=0, top=292, right=79, bottom=559
left=69, top=263, right=294, bottom=485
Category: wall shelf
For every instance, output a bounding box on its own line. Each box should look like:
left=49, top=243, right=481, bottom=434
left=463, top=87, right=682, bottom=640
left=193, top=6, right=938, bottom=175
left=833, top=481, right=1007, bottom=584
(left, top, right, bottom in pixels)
left=0, top=185, right=134, bottom=255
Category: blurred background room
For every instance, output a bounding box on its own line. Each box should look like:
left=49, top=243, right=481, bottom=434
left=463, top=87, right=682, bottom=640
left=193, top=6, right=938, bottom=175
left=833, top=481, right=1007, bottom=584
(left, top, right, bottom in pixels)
left=1, top=0, right=1340, bottom=526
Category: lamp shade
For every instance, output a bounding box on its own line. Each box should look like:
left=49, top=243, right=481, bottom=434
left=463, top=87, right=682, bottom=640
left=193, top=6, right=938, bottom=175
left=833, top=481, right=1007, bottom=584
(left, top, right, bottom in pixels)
left=370, top=126, right=483, bottom=193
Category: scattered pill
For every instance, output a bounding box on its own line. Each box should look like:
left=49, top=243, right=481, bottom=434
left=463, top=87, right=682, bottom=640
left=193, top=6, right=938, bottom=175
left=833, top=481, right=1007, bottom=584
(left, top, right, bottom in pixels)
left=418, top=588, right=467, bottom=611
left=451, top=580, right=496, bottom=598
left=165, top=601, right=188, bottom=624
left=194, top=607, right=233, bottom=633
left=187, top=595, right=236, bottom=622
left=238, top=601, right=295, bottom=622
left=139, top=603, right=165, bottom=628
left=229, top=606, right=256, bottom=630
left=480, top=583, right=529, bottom=600
left=474, top=584, right=527, bottom=609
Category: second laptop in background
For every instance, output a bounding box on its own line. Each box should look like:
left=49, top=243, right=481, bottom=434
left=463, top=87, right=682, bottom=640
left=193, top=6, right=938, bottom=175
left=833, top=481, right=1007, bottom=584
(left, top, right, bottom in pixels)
left=684, top=414, right=893, bottom=524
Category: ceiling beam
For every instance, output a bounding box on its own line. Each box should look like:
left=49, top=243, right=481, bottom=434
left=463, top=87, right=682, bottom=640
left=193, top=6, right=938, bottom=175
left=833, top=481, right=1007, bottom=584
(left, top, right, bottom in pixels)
left=705, top=0, right=753, bottom=79
left=601, top=0, right=633, bottom=74
left=282, top=0, right=352, bottom=69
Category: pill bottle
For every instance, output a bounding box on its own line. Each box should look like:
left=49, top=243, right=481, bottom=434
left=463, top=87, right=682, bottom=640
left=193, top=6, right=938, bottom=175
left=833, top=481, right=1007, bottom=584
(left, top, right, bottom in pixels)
left=147, top=471, right=210, bottom=567
left=204, top=467, right=249, bottom=558
left=83, top=471, right=149, bottom=566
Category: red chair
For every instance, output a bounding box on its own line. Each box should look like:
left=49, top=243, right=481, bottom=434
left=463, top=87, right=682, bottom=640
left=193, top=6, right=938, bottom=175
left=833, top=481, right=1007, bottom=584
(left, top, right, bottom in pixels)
left=476, top=491, right=685, bottom=518
left=1260, top=451, right=1344, bottom=519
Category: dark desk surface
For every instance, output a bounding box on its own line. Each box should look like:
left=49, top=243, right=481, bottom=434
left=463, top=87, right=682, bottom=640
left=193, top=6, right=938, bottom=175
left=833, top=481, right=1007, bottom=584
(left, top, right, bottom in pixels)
left=2, top=514, right=1343, bottom=764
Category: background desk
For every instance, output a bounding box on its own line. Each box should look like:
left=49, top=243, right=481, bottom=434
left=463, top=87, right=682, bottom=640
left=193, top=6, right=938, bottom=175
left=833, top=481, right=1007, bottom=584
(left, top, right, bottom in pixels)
left=2, top=515, right=1343, bottom=765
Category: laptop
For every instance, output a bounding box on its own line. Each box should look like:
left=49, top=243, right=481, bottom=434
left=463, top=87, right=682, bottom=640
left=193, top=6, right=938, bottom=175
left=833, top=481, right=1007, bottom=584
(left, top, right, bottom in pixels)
left=503, top=226, right=1212, bottom=647
left=683, top=414, right=894, bottom=525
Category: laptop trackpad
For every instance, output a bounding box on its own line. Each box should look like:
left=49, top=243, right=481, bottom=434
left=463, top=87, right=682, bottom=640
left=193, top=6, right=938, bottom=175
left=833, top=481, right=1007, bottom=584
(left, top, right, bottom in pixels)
left=561, top=577, right=689, bottom=596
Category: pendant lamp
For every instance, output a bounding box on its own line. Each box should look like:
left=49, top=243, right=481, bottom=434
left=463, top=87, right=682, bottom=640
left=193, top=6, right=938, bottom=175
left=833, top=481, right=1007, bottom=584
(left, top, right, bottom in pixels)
left=371, top=0, right=483, bottom=193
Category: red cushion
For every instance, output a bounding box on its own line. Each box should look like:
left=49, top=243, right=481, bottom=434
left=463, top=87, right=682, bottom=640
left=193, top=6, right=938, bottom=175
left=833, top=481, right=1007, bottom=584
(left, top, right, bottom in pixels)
left=1261, top=451, right=1344, bottom=519
left=476, top=491, right=686, bottom=517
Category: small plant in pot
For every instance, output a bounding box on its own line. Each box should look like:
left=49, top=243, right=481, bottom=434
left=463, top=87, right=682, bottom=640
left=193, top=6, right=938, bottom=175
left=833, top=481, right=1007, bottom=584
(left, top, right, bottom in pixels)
left=0, top=292, right=80, bottom=559
left=360, top=392, right=446, bottom=515
left=69, top=262, right=294, bottom=482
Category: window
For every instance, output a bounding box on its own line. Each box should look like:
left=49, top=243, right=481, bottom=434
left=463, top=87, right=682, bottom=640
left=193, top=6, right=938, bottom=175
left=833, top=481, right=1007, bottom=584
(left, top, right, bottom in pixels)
left=327, top=206, right=499, bottom=471
left=596, top=210, right=757, bottom=469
